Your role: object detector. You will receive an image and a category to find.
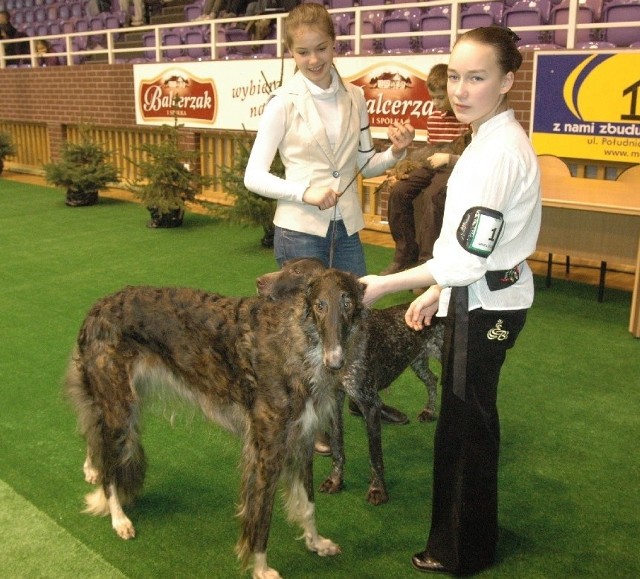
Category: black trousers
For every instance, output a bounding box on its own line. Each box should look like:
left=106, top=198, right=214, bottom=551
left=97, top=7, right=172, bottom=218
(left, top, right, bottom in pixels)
left=425, top=307, right=527, bottom=575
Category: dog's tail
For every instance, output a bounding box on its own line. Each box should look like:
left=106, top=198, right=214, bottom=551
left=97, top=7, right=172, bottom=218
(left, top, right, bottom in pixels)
left=65, top=348, right=147, bottom=513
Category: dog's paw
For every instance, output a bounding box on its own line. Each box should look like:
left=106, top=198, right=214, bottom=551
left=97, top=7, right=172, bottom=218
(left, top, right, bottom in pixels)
left=417, top=409, right=437, bottom=422
left=309, top=536, right=341, bottom=557
left=113, top=516, right=136, bottom=540
left=83, top=458, right=100, bottom=484
left=319, top=476, right=344, bottom=494
left=367, top=486, right=389, bottom=506
left=252, top=553, right=282, bottom=579
left=252, top=568, right=282, bottom=579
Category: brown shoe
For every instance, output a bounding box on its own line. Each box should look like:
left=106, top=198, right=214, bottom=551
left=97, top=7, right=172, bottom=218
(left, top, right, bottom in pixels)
left=314, top=432, right=331, bottom=456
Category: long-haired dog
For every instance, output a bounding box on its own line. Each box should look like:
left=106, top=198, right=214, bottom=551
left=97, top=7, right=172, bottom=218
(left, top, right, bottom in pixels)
left=257, top=258, right=444, bottom=505
left=65, top=268, right=367, bottom=579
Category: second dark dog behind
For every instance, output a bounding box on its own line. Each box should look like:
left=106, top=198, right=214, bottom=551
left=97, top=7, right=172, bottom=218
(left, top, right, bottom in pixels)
left=257, top=258, right=444, bottom=505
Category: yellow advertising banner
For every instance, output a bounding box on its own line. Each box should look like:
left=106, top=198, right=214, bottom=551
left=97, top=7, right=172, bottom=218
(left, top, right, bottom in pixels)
left=531, top=51, right=640, bottom=163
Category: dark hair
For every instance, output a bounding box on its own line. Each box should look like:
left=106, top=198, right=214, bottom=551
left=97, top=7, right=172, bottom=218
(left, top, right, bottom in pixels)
left=455, top=26, right=523, bottom=75
left=284, top=3, right=335, bottom=49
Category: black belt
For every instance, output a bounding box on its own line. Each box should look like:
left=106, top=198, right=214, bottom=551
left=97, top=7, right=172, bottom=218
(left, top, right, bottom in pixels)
left=442, top=264, right=520, bottom=401
left=442, top=286, right=469, bottom=402
left=485, top=264, right=521, bottom=291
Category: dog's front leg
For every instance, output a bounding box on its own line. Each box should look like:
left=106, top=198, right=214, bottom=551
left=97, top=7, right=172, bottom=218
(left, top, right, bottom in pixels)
left=237, top=429, right=285, bottom=579
left=319, top=390, right=345, bottom=494
left=363, top=402, right=389, bottom=505
left=296, top=446, right=341, bottom=557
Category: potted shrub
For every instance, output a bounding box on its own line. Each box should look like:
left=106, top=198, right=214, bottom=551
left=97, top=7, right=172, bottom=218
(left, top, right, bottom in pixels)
left=0, top=131, right=17, bottom=176
left=216, top=135, right=279, bottom=248
left=44, top=129, right=118, bottom=207
left=127, top=119, right=213, bottom=228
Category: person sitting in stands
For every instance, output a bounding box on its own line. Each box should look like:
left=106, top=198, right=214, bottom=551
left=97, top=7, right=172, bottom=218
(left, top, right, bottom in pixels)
left=380, top=64, right=469, bottom=276
left=0, top=10, right=28, bottom=64
left=36, top=40, right=61, bottom=67
left=197, top=0, right=250, bottom=20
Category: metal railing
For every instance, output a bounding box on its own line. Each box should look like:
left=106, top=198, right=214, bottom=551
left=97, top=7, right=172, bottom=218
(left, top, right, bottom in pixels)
left=2, top=0, right=638, bottom=68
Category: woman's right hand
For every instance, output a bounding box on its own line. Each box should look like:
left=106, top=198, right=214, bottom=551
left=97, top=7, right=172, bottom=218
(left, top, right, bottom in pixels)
left=303, top=186, right=341, bottom=211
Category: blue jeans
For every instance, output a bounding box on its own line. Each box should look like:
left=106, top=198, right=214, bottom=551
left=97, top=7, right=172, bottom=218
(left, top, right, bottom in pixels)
left=274, top=220, right=367, bottom=276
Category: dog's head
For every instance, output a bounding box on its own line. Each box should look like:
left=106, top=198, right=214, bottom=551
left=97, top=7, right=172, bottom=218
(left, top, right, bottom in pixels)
left=305, top=268, right=366, bottom=371
left=256, top=257, right=327, bottom=300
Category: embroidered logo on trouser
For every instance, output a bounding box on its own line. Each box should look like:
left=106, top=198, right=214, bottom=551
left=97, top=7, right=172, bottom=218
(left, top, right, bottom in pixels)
left=487, top=319, right=509, bottom=341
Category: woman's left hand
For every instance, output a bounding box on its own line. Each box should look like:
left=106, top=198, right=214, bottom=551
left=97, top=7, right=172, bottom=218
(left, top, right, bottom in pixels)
left=389, top=121, right=415, bottom=158
left=405, top=285, right=441, bottom=330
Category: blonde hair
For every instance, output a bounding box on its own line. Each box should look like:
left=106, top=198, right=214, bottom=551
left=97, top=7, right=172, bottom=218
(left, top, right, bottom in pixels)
left=284, top=2, right=336, bottom=50
left=283, top=2, right=344, bottom=87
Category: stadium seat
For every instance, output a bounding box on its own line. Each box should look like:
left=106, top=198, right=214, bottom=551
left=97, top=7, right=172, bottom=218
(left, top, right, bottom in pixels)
left=460, top=2, right=504, bottom=29
left=329, top=0, right=353, bottom=8
left=550, top=0, right=596, bottom=47
left=601, top=0, right=640, bottom=47
left=504, top=0, right=557, bottom=47
left=346, top=18, right=378, bottom=54
left=183, top=28, right=210, bottom=60
left=419, top=7, right=452, bottom=53
left=224, top=26, right=254, bottom=58
left=381, top=15, right=414, bottom=54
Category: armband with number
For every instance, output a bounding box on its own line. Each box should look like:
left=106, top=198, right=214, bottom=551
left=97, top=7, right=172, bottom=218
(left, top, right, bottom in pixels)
left=456, top=206, right=504, bottom=257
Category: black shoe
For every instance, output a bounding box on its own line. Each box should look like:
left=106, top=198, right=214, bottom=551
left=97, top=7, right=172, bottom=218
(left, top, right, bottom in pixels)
left=348, top=401, right=409, bottom=425
left=411, top=551, right=450, bottom=574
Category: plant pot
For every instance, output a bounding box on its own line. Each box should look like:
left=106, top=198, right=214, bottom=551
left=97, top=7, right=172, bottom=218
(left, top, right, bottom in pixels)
left=147, top=207, right=184, bottom=228
left=65, top=188, right=99, bottom=207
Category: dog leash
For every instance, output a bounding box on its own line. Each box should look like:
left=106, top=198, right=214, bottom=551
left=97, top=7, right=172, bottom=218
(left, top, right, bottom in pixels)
left=328, top=154, right=374, bottom=268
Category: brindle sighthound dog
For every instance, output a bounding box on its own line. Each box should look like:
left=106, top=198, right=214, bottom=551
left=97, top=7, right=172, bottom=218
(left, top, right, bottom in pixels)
left=257, top=258, right=444, bottom=505
left=65, top=268, right=367, bottom=579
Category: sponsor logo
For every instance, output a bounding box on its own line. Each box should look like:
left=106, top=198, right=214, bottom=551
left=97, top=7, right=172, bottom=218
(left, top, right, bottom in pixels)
left=346, top=63, right=435, bottom=132
left=139, top=69, right=217, bottom=123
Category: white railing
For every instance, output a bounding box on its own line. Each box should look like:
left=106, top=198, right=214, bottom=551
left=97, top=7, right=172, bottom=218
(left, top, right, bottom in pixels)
left=1, top=0, right=638, bottom=69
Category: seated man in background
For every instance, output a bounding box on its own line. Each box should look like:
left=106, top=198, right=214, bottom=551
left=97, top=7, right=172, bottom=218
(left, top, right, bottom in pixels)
left=380, top=64, right=469, bottom=276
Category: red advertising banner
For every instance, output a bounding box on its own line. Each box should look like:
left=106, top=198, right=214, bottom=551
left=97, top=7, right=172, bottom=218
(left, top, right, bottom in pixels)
left=134, top=55, right=446, bottom=141
left=138, top=68, right=217, bottom=124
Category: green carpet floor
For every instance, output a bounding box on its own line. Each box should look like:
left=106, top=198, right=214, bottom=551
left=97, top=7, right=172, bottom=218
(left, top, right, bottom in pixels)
left=1, top=178, right=639, bottom=578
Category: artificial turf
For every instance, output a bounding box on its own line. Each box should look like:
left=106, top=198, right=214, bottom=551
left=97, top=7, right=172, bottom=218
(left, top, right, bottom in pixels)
left=1, top=178, right=638, bottom=578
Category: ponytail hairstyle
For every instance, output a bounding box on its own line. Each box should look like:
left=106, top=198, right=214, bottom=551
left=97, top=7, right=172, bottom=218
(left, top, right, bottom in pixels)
left=455, top=25, right=523, bottom=75
left=284, top=3, right=336, bottom=50
left=283, top=2, right=345, bottom=88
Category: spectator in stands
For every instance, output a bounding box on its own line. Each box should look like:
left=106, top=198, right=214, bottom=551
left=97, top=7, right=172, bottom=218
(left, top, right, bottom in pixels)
left=0, top=10, right=17, bottom=41
left=197, top=0, right=250, bottom=20
left=120, top=0, right=145, bottom=26
left=36, top=39, right=61, bottom=67
left=380, top=64, right=469, bottom=276
left=86, top=0, right=113, bottom=17
left=0, top=10, right=28, bottom=64
left=245, top=1, right=299, bottom=41
left=244, top=2, right=415, bottom=447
